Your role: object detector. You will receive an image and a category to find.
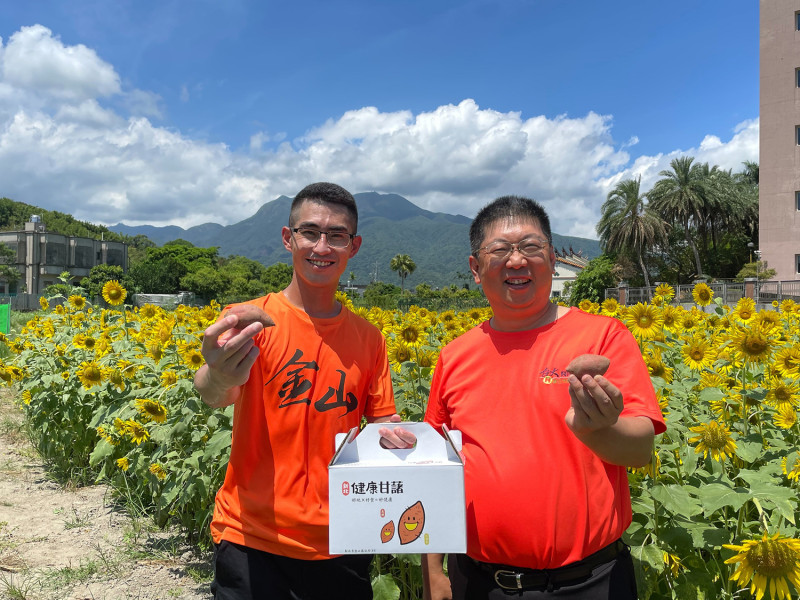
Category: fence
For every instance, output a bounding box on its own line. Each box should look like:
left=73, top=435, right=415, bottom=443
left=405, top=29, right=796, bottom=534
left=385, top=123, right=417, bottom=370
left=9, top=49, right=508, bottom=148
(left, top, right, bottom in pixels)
left=605, top=278, right=800, bottom=307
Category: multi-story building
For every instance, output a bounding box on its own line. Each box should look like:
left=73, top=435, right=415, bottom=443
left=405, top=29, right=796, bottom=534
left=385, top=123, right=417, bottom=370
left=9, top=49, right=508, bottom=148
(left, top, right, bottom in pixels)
left=0, top=216, right=128, bottom=295
left=760, top=0, right=800, bottom=281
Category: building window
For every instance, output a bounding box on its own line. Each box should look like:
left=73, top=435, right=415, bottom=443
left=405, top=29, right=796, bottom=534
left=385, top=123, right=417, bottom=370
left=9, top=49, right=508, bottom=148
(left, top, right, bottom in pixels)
left=796, top=125, right=800, bottom=146
left=796, top=11, right=800, bottom=30
left=796, top=68, right=800, bottom=87
left=797, top=191, right=800, bottom=211
left=797, top=254, right=800, bottom=274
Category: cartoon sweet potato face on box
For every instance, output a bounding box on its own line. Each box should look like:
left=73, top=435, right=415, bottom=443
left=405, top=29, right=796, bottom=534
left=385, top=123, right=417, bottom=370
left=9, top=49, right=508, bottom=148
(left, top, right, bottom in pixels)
left=380, top=520, right=395, bottom=543
left=398, top=501, right=425, bottom=545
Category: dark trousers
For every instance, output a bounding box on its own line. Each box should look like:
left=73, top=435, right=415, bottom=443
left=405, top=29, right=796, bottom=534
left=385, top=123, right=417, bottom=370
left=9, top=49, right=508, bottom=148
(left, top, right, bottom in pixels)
left=447, top=548, right=638, bottom=599
left=212, top=540, right=373, bottom=600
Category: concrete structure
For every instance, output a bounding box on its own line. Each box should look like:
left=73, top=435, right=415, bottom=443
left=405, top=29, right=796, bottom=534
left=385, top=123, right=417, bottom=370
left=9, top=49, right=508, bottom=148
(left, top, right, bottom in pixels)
left=760, top=0, right=800, bottom=281
left=0, top=216, right=128, bottom=295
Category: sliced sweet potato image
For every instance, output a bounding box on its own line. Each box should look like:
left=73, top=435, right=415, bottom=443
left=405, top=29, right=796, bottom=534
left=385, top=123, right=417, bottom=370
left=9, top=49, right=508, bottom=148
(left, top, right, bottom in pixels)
left=398, top=501, right=425, bottom=545
left=565, top=354, right=610, bottom=379
left=380, top=520, right=395, bottom=543
left=224, top=304, right=275, bottom=329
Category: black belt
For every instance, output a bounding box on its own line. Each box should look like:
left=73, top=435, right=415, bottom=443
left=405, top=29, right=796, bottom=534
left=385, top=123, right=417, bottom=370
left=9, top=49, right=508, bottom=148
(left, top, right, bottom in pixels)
left=473, top=539, right=628, bottom=591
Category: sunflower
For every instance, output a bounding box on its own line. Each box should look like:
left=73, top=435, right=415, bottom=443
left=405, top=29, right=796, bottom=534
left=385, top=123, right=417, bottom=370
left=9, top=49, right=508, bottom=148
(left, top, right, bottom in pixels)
left=82, top=336, right=96, bottom=351
left=39, top=296, right=49, bottom=311
left=756, top=310, right=782, bottom=333
left=663, top=551, right=683, bottom=578
left=773, top=405, right=798, bottom=430
left=21, top=390, right=32, bottom=406
left=782, top=452, right=800, bottom=482
left=780, top=299, right=796, bottom=314
left=68, top=295, right=87, bottom=310
left=116, top=457, right=130, bottom=471
left=624, top=303, right=663, bottom=340
left=77, top=361, right=105, bottom=388
left=681, top=336, right=715, bottom=371
left=147, top=340, right=165, bottom=361
left=55, top=304, right=65, bottom=315
left=661, top=306, right=679, bottom=330
left=124, top=420, right=150, bottom=445
left=645, top=354, right=673, bottom=383
left=136, top=398, right=168, bottom=424
left=724, top=533, right=800, bottom=600
left=654, top=283, right=675, bottom=301
left=139, top=303, right=160, bottom=319
left=388, top=340, right=413, bottom=368
left=182, top=347, right=205, bottom=371
left=415, top=347, right=439, bottom=369
left=107, top=368, right=126, bottom=392
left=765, top=377, right=799, bottom=409
left=692, top=282, right=714, bottom=306
left=773, top=346, right=800, bottom=379
left=688, top=421, right=737, bottom=462
left=160, top=370, right=178, bottom=388
left=734, top=297, right=757, bottom=323
left=600, top=298, right=619, bottom=316
left=730, top=325, right=774, bottom=365
left=149, top=463, right=168, bottom=481
left=396, top=321, right=425, bottom=345
left=102, top=280, right=127, bottom=306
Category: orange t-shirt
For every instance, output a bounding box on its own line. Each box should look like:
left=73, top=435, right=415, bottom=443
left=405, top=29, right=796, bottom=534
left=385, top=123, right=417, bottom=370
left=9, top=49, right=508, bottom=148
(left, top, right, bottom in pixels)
left=425, top=308, right=666, bottom=569
left=210, top=292, right=396, bottom=559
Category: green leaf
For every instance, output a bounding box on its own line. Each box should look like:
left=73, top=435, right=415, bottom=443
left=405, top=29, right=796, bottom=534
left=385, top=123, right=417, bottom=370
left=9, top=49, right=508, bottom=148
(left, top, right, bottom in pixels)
left=735, top=439, right=767, bottom=463
left=650, top=484, right=703, bottom=517
left=203, top=428, right=231, bottom=460
left=698, top=387, right=725, bottom=403
left=370, top=573, right=400, bottom=600
left=630, top=542, right=664, bottom=571
left=695, top=482, right=750, bottom=514
left=89, top=439, right=114, bottom=467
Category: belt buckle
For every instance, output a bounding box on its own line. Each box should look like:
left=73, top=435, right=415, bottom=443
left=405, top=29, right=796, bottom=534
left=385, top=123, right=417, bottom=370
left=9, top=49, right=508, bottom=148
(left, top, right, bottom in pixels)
left=493, top=569, right=523, bottom=590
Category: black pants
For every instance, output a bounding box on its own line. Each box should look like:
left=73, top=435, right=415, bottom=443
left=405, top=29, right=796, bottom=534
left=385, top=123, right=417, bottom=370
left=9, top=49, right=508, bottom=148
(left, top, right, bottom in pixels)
left=212, top=540, right=373, bottom=600
left=447, top=549, right=638, bottom=599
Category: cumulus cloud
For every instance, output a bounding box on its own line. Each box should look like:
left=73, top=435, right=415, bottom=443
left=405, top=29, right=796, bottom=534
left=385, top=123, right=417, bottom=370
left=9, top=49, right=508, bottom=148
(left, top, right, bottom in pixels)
left=0, top=25, right=758, bottom=238
left=2, top=25, right=120, bottom=101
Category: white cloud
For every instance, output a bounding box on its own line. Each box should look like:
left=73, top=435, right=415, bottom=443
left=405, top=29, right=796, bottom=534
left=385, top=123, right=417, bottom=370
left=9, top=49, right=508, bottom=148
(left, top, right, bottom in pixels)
left=1, top=25, right=120, bottom=101
left=0, top=25, right=758, bottom=240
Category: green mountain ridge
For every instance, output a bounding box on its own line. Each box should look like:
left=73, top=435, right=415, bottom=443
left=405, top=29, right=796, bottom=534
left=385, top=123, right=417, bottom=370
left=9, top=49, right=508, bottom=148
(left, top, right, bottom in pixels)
left=111, top=192, right=601, bottom=288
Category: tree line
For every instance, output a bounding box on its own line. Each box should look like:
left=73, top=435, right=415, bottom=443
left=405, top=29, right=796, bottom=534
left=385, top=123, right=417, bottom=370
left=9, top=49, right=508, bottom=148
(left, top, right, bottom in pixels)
left=566, top=157, right=760, bottom=303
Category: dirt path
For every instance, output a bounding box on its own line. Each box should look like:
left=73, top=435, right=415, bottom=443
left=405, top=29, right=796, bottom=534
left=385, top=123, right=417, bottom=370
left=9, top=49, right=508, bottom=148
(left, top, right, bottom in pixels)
left=0, top=393, right=214, bottom=600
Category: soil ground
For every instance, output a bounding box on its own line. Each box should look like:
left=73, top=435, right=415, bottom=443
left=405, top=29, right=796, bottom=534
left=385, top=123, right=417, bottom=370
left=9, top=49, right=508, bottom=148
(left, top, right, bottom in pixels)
left=0, top=392, right=214, bottom=600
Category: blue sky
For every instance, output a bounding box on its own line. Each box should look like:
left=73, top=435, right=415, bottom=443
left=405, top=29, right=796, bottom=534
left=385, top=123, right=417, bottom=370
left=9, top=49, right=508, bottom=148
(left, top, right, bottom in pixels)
left=0, top=1, right=758, bottom=238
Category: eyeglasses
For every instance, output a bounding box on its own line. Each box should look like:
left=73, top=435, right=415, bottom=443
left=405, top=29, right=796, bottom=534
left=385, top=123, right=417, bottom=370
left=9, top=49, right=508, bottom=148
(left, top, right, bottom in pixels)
left=290, top=227, right=355, bottom=248
left=478, top=237, right=549, bottom=261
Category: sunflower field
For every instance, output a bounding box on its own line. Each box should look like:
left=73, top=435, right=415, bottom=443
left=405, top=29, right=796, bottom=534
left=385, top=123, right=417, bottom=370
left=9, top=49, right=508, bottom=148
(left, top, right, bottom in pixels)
left=1, top=281, right=800, bottom=600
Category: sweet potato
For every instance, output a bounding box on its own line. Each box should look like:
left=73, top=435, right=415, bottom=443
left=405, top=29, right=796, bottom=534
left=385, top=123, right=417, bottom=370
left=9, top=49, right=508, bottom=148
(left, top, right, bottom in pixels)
left=224, top=304, right=275, bottom=329
left=565, top=354, right=610, bottom=379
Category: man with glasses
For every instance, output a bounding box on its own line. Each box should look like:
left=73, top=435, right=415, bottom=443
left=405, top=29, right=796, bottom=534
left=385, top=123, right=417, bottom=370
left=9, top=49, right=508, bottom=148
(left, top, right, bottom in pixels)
left=420, top=195, right=665, bottom=599
left=195, top=182, right=413, bottom=600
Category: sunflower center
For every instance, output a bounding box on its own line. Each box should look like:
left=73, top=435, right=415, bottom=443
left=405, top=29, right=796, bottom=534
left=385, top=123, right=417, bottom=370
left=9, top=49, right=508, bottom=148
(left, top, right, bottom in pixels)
left=84, top=366, right=102, bottom=382
left=745, top=539, right=799, bottom=576
left=701, top=425, right=730, bottom=450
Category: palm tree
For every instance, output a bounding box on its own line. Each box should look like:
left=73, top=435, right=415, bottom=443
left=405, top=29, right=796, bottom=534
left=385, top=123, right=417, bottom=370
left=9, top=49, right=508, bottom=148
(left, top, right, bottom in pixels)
left=647, top=156, right=708, bottom=277
left=597, top=176, right=667, bottom=294
left=390, top=254, right=416, bottom=292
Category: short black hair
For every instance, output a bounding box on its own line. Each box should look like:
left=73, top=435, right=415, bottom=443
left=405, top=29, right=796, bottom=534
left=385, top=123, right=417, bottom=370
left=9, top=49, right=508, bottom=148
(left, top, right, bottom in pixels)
left=469, top=195, right=552, bottom=255
left=290, top=182, right=358, bottom=231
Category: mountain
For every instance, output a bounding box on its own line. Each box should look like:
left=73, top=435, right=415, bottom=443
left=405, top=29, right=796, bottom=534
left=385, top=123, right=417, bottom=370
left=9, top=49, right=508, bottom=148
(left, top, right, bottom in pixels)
left=110, top=192, right=601, bottom=288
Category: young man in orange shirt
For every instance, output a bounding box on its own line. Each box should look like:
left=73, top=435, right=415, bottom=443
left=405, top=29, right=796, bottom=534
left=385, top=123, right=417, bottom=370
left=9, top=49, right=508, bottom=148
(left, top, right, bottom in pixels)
left=195, top=182, right=413, bottom=600
left=421, top=196, right=666, bottom=599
